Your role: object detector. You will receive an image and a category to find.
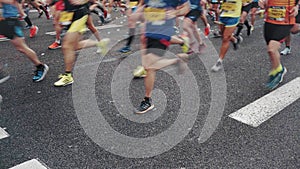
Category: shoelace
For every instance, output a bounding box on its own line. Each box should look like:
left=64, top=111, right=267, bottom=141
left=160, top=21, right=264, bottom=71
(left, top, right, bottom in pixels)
left=140, top=100, right=150, bottom=109
left=34, top=70, right=43, bottom=78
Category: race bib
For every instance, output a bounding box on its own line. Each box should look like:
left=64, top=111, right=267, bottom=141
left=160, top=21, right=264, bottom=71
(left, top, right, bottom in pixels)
left=144, top=7, right=166, bottom=25
left=242, top=0, right=252, bottom=3
left=221, top=2, right=237, bottom=11
left=268, top=6, right=286, bottom=21
left=129, top=1, right=138, bottom=8
left=59, top=11, right=74, bottom=25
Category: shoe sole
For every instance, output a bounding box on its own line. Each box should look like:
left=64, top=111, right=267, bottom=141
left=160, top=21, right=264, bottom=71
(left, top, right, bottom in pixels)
left=48, top=46, right=62, bottom=50
left=54, top=81, right=74, bottom=87
left=280, top=52, right=291, bottom=55
left=33, top=64, right=49, bottom=82
left=135, top=105, right=154, bottom=114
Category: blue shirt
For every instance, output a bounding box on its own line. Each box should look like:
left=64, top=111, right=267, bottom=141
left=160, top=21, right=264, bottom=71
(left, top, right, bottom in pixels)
left=144, top=0, right=188, bottom=41
left=189, top=0, right=202, bottom=11
left=2, top=3, right=19, bottom=18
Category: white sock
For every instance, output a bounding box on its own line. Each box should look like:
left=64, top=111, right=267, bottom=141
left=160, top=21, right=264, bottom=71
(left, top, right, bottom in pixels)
left=55, top=39, right=60, bottom=44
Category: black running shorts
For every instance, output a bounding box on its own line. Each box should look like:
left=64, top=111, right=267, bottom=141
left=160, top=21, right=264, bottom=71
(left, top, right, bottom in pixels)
left=264, top=22, right=293, bottom=44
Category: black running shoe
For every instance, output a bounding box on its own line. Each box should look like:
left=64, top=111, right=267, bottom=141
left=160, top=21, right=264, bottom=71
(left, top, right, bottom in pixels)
left=136, top=98, right=154, bottom=114
left=247, top=25, right=253, bottom=36
left=232, top=35, right=243, bottom=50
left=38, top=11, right=43, bottom=18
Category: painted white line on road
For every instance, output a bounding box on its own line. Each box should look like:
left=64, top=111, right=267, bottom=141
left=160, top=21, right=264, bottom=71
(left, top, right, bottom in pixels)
left=0, top=127, right=9, bottom=140
left=9, top=159, right=48, bottom=169
left=229, top=77, right=300, bottom=127
left=45, top=24, right=123, bottom=35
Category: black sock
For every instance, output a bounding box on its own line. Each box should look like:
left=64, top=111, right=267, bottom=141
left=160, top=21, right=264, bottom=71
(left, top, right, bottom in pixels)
left=24, top=16, right=33, bottom=27
left=244, top=20, right=250, bottom=28
left=126, top=28, right=135, bottom=46
left=235, top=23, right=243, bottom=36
left=39, top=5, right=47, bottom=13
left=36, top=64, right=44, bottom=70
left=144, top=97, right=150, bottom=102
left=65, top=71, right=71, bottom=74
left=286, top=46, right=290, bottom=49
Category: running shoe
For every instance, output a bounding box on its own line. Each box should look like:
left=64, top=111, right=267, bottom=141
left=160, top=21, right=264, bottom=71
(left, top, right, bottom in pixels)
left=174, top=26, right=180, bottom=34
left=181, top=34, right=190, bottom=53
left=119, top=46, right=131, bottom=53
left=280, top=47, right=291, bottom=55
left=33, top=64, right=49, bottom=82
left=211, top=60, right=223, bottom=72
left=0, top=35, right=8, bottom=41
left=266, top=67, right=287, bottom=90
left=54, top=73, right=74, bottom=87
left=30, top=26, right=38, bottom=38
left=48, top=41, right=61, bottom=50
left=136, top=98, right=154, bottom=114
left=133, top=66, right=147, bottom=78
left=97, top=38, right=110, bottom=55
left=247, top=25, right=253, bottom=36
left=213, top=30, right=222, bottom=38
left=232, top=35, right=243, bottom=50
left=251, top=25, right=254, bottom=32
left=0, top=64, right=10, bottom=84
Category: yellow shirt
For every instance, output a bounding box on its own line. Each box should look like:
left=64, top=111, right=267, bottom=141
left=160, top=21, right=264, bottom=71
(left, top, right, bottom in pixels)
left=220, top=0, right=242, bottom=18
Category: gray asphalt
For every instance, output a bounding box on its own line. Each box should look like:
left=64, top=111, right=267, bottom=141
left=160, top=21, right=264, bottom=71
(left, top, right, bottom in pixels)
left=0, top=11, right=299, bottom=169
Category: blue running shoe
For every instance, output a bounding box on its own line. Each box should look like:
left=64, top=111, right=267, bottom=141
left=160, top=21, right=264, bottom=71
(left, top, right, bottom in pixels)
left=33, top=64, right=49, bottom=82
left=119, top=46, right=131, bottom=53
left=266, top=67, right=287, bottom=90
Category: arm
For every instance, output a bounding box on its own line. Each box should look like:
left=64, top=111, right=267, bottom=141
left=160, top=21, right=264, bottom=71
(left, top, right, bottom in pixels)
left=0, top=0, right=16, bottom=4
left=175, top=1, right=190, bottom=17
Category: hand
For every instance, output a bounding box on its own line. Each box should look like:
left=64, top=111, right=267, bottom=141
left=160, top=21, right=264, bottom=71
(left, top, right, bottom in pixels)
left=289, top=5, right=299, bottom=17
left=69, top=0, right=88, bottom=5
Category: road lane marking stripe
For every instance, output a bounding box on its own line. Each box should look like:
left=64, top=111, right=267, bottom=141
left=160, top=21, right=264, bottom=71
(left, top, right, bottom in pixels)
left=229, top=77, right=300, bottom=127
left=9, top=159, right=48, bottom=169
left=0, top=127, right=9, bottom=140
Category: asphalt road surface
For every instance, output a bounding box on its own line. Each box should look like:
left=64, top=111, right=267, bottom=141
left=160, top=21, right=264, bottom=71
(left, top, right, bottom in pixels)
left=0, top=11, right=299, bottom=169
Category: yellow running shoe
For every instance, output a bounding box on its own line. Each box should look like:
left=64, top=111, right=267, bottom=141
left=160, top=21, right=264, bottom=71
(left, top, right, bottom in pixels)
left=54, top=73, right=74, bottom=87
left=133, top=66, right=147, bottom=78
left=97, top=38, right=110, bottom=55
left=180, top=34, right=190, bottom=53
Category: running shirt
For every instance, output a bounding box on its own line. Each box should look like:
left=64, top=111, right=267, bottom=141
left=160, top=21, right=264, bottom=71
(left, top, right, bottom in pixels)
left=63, top=0, right=88, bottom=11
left=144, top=0, right=188, bottom=40
left=2, top=3, right=19, bottom=18
left=265, top=0, right=297, bottom=25
left=220, top=0, right=242, bottom=18
left=189, top=0, right=202, bottom=11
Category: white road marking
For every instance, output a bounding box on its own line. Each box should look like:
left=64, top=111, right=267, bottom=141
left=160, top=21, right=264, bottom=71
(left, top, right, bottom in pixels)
left=9, top=159, right=48, bottom=169
left=45, top=24, right=123, bottom=35
left=0, top=127, right=9, bottom=140
left=229, top=77, right=300, bottom=127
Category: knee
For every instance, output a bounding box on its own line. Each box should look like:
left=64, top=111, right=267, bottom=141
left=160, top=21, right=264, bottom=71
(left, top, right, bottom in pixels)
left=267, top=46, right=278, bottom=55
